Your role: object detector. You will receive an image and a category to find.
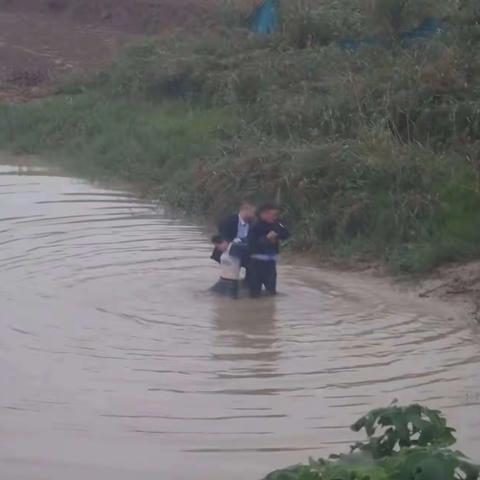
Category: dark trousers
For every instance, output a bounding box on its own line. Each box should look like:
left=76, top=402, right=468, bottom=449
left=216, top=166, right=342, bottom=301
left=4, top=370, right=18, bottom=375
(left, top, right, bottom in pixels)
left=211, top=278, right=239, bottom=299
left=248, top=259, right=277, bottom=298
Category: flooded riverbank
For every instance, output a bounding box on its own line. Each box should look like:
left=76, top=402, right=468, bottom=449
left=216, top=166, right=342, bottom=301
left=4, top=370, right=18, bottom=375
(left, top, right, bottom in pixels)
left=1, top=162, right=479, bottom=480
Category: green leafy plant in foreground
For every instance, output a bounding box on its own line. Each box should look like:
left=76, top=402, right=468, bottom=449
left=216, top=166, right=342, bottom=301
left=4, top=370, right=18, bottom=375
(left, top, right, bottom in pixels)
left=264, top=404, right=479, bottom=480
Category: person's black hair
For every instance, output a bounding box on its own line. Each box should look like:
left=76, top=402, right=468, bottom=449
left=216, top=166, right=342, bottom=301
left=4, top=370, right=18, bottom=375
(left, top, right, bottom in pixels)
left=211, top=234, right=225, bottom=244
left=257, top=203, right=280, bottom=216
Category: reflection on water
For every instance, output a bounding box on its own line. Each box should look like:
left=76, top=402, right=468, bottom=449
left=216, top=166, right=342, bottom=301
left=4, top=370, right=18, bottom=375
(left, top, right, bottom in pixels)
left=0, top=162, right=479, bottom=480
left=212, top=297, right=279, bottom=373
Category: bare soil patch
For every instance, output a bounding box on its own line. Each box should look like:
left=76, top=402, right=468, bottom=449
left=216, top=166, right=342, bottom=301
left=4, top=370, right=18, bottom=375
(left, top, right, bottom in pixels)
left=0, top=0, right=215, bottom=32
left=416, top=261, right=480, bottom=322
left=0, top=0, right=216, bottom=100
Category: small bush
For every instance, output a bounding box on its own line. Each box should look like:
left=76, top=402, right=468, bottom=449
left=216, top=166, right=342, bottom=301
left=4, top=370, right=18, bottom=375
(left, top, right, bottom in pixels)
left=264, top=403, right=478, bottom=480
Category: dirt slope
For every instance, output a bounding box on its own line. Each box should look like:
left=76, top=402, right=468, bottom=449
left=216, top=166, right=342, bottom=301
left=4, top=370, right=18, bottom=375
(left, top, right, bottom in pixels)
left=0, top=0, right=215, bottom=32
left=415, top=261, right=480, bottom=322
left=0, top=0, right=216, bottom=101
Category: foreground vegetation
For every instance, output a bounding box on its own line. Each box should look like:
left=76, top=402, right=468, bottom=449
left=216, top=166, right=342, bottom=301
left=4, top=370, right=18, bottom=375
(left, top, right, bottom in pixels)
left=263, top=403, right=478, bottom=480
left=1, top=0, right=480, bottom=272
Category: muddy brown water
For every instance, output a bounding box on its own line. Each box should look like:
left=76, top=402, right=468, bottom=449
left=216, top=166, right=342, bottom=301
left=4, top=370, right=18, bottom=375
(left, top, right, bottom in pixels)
left=1, top=163, right=479, bottom=480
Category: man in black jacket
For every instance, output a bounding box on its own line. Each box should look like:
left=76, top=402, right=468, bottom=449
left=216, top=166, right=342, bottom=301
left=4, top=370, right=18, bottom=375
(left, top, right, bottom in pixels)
left=248, top=203, right=290, bottom=298
left=210, top=201, right=256, bottom=263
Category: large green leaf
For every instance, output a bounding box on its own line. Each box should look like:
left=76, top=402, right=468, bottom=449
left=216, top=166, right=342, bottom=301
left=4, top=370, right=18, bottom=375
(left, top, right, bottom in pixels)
left=351, top=404, right=457, bottom=457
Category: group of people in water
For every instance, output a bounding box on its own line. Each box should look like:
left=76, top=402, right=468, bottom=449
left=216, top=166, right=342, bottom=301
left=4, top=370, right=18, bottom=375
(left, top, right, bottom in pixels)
left=210, top=201, right=290, bottom=299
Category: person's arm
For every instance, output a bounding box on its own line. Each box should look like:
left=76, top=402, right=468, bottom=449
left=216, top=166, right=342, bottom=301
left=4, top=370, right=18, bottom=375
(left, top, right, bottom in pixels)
left=255, top=224, right=273, bottom=247
left=248, top=224, right=272, bottom=253
left=210, top=247, right=222, bottom=263
left=275, top=221, right=290, bottom=241
left=247, top=224, right=258, bottom=253
left=229, top=242, right=247, bottom=259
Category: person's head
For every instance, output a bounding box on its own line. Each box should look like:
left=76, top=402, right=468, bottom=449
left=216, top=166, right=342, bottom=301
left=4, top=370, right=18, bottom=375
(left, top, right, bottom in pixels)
left=258, top=203, right=280, bottom=224
left=238, top=200, right=256, bottom=222
left=211, top=234, right=229, bottom=252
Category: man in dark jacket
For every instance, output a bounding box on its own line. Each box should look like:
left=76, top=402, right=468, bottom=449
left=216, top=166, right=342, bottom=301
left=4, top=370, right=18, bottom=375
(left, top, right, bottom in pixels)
left=248, top=203, right=289, bottom=298
left=211, top=201, right=256, bottom=263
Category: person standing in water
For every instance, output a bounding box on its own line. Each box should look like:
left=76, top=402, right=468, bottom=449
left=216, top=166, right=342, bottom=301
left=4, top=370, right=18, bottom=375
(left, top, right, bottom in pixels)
left=210, top=235, right=247, bottom=299
left=210, top=200, right=256, bottom=263
left=247, top=203, right=290, bottom=298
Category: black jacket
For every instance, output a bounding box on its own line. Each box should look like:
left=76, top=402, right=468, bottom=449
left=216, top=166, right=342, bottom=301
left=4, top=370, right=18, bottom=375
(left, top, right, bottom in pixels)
left=218, top=214, right=240, bottom=242
left=248, top=220, right=290, bottom=257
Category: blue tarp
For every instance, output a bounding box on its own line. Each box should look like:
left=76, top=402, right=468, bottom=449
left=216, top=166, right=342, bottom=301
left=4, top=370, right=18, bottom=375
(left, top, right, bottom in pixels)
left=249, top=0, right=445, bottom=50
left=339, top=17, right=447, bottom=51
left=400, top=17, right=447, bottom=46
left=251, top=0, right=279, bottom=34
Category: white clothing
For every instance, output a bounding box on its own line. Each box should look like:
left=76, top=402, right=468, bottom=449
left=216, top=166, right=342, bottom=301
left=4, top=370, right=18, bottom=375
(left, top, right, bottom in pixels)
left=236, top=214, right=250, bottom=241
left=219, top=244, right=241, bottom=280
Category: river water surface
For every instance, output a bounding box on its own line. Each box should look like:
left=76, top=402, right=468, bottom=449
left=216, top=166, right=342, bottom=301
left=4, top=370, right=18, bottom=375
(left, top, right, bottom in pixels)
left=1, top=162, right=479, bottom=480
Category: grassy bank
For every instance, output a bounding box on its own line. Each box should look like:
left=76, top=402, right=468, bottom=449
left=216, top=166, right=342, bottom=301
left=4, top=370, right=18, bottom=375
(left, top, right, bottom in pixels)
left=1, top=0, right=480, bottom=273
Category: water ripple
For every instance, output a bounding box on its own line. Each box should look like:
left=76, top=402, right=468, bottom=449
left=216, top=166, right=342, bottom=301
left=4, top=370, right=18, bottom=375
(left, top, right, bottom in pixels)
left=0, top=163, right=479, bottom=480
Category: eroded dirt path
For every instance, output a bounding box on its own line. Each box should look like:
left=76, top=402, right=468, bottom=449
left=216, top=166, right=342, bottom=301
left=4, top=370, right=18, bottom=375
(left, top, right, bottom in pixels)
left=0, top=0, right=217, bottom=101
left=0, top=10, right=128, bottom=100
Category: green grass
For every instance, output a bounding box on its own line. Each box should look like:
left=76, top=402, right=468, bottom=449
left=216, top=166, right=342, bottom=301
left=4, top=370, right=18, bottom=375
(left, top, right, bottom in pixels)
left=0, top=95, right=235, bottom=187
left=1, top=0, right=480, bottom=273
